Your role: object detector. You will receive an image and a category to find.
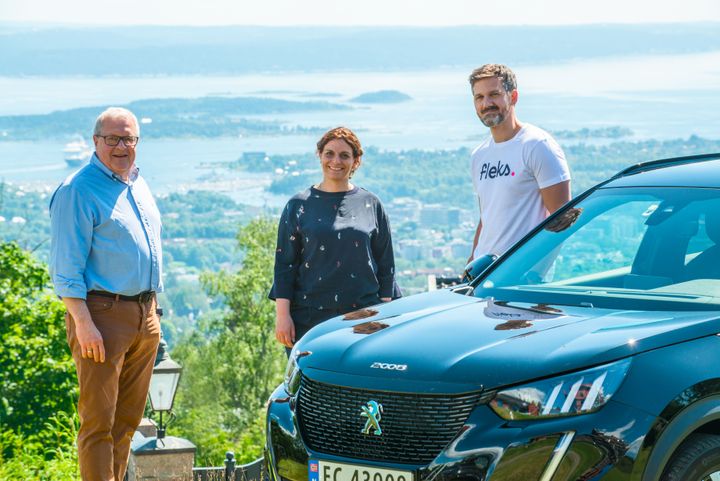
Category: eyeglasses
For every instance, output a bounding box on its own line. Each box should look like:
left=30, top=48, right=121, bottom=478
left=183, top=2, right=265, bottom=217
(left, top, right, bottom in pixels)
left=96, top=135, right=140, bottom=147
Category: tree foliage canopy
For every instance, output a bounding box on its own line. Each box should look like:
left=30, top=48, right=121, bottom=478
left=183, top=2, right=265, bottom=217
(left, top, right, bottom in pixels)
left=0, top=242, right=78, bottom=478
left=171, top=218, right=286, bottom=465
left=0, top=242, right=77, bottom=438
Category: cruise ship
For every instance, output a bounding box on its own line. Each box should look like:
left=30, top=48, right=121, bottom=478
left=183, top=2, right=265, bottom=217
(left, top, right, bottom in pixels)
left=64, top=136, right=92, bottom=167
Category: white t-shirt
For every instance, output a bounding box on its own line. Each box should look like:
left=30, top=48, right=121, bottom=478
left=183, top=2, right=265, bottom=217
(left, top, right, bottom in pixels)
left=471, top=123, right=570, bottom=258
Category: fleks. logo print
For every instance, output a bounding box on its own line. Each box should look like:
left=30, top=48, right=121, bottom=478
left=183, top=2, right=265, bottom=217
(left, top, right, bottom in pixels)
left=479, top=161, right=515, bottom=180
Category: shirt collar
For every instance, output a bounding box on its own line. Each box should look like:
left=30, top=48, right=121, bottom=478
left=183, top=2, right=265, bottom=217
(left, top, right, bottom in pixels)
left=90, top=153, right=140, bottom=184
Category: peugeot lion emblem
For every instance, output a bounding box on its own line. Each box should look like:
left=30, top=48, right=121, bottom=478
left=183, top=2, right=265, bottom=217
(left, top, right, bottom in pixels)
left=360, top=400, right=384, bottom=436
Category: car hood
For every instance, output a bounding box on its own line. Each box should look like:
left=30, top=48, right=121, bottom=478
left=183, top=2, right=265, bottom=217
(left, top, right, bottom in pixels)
left=296, top=289, right=720, bottom=392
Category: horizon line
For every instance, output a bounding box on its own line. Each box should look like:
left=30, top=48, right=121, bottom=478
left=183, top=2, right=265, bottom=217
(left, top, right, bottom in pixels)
left=2, top=20, right=720, bottom=29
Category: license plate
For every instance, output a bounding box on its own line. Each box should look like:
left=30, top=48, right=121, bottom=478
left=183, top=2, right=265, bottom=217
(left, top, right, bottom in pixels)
left=309, top=460, right=414, bottom=481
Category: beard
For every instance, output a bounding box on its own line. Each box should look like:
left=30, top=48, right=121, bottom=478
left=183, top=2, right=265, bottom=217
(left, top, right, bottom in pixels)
left=479, top=108, right=505, bottom=127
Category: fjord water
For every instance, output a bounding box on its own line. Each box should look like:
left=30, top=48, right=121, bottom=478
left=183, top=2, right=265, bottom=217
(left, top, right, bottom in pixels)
left=1, top=50, right=719, bottom=198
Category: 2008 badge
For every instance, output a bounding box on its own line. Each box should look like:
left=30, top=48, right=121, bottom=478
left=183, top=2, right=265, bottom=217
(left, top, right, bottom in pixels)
left=370, top=362, right=407, bottom=371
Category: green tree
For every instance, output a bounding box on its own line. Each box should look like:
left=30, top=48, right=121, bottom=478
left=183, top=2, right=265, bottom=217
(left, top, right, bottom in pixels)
left=171, top=218, right=286, bottom=465
left=0, top=242, right=79, bottom=479
left=0, top=242, right=77, bottom=439
left=165, top=280, right=211, bottom=318
left=202, top=217, right=282, bottom=403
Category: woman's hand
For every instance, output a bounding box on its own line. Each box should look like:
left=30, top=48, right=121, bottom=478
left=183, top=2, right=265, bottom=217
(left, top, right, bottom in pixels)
left=275, top=299, right=296, bottom=347
left=276, top=314, right=296, bottom=348
left=380, top=297, right=391, bottom=302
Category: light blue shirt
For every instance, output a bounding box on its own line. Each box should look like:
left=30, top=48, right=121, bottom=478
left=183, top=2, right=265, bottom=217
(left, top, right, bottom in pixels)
left=49, top=154, right=163, bottom=299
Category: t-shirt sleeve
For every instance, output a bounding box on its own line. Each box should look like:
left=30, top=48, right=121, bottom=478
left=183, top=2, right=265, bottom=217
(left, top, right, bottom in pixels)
left=527, top=138, right=571, bottom=189
left=371, top=200, right=397, bottom=299
left=269, top=202, right=301, bottom=301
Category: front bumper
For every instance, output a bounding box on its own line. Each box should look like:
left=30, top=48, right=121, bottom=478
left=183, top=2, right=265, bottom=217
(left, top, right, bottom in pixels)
left=266, top=381, right=657, bottom=481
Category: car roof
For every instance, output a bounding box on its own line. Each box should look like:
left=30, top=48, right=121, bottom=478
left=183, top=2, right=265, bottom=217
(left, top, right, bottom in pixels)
left=604, top=153, right=720, bottom=189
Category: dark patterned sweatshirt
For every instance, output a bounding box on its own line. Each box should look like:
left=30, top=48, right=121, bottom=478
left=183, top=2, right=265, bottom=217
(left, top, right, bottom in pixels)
left=269, top=186, right=399, bottom=311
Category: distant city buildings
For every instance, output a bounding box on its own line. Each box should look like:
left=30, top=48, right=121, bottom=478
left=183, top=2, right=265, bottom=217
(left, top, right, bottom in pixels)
left=397, top=239, right=427, bottom=261
left=386, top=197, right=421, bottom=223
left=419, top=204, right=461, bottom=228
left=387, top=198, right=469, bottom=228
left=449, top=239, right=472, bottom=258
left=387, top=197, right=474, bottom=267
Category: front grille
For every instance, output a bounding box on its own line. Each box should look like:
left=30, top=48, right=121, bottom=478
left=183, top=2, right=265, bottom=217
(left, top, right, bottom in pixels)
left=297, top=375, right=488, bottom=465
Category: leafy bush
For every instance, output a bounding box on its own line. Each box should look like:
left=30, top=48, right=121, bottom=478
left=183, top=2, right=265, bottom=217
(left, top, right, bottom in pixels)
left=0, top=242, right=79, bottom=477
left=0, top=242, right=77, bottom=441
left=0, top=412, right=79, bottom=480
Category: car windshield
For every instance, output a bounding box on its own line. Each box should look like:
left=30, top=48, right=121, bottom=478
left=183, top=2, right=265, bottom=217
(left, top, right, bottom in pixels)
left=473, top=186, right=720, bottom=311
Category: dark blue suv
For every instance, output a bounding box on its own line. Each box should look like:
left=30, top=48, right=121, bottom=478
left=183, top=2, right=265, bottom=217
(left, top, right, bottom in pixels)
left=266, top=153, right=720, bottom=481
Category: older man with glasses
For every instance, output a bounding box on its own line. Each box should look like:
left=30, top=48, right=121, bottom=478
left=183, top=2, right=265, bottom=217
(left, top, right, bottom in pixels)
left=50, top=107, right=163, bottom=481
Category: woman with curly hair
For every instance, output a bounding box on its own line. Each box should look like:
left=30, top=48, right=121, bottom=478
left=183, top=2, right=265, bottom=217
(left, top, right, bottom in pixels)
left=269, top=126, right=400, bottom=353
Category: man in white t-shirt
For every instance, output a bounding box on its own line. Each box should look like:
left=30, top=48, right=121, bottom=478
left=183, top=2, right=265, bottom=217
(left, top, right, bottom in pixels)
left=468, top=64, right=571, bottom=260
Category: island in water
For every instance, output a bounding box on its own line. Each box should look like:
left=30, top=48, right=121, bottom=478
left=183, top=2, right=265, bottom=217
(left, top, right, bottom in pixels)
left=0, top=96, right=350, bottom=141
left=350, top=90, right=412, bottom=104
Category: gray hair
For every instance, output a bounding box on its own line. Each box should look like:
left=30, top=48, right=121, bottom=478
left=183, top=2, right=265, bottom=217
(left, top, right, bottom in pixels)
left=93, top=107, right=140, bottom=136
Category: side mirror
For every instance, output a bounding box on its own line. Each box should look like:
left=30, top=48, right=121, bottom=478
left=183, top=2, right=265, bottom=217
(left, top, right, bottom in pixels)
left=462, top=254, right=498, bottom=283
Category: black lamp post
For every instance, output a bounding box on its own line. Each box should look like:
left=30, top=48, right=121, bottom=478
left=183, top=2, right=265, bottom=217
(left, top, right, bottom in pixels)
left=148, top=338, right=182, bottom=439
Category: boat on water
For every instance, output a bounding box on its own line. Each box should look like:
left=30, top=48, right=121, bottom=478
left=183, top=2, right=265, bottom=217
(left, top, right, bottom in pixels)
left=64, top=136, right=92, bottom=167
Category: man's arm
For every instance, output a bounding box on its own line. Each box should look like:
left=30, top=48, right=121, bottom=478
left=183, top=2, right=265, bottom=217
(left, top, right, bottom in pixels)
left=50, top=185, right=105, bottom=362
left=49, top=184, right=93, bottom=298
left=540, top=180, right=571, bottom=215
left=62, top=297, right=105, bottom=363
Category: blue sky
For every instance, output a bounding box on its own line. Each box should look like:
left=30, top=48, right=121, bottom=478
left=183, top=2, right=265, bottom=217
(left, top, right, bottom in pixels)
left=2, top=0, right=719, bottom=26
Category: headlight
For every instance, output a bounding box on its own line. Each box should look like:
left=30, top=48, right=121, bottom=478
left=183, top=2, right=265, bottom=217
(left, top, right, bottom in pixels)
left=490, top=358, right=631, bottom=420
left=283, top=348, right=307, bottom=396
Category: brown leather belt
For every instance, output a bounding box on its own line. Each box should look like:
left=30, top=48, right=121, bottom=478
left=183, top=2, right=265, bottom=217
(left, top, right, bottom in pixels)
left=87, top=290, right=155, bottom=303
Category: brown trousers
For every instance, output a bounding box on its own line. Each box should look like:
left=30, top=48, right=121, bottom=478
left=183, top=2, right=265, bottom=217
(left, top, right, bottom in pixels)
left=66, top=294, right=161, bottom=481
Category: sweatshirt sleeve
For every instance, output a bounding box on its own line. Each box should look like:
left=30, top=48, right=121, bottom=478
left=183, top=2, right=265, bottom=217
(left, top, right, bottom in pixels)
left=371, top=199, right=397, bottom=299
left=269, top=201, right=301, bottom=301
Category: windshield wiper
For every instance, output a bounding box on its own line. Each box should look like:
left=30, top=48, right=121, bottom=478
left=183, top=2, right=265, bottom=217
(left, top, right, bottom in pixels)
left=521, top=285, right=710, bottom=301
